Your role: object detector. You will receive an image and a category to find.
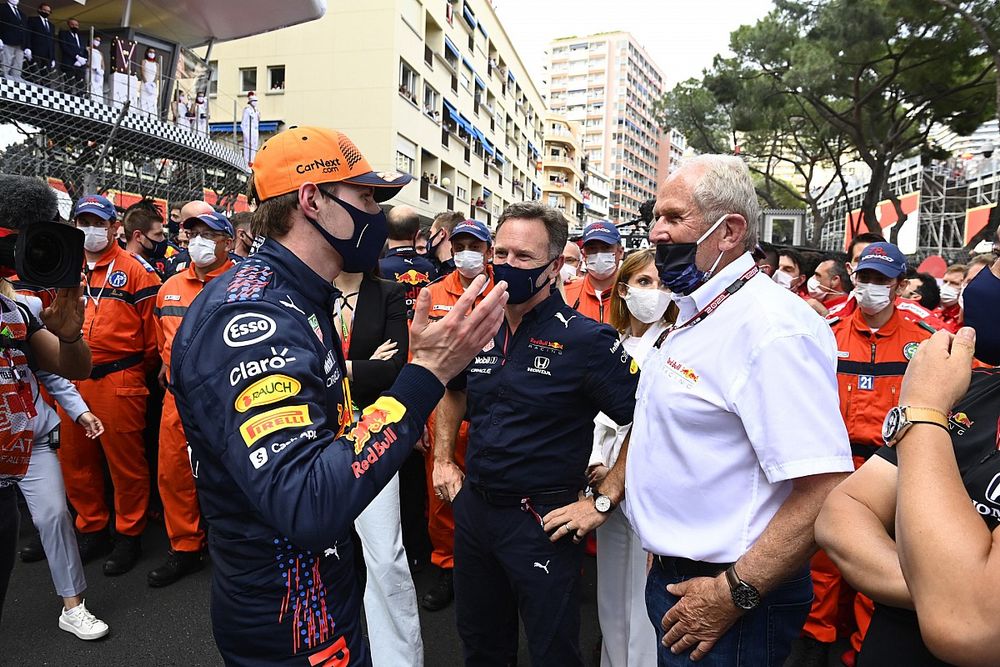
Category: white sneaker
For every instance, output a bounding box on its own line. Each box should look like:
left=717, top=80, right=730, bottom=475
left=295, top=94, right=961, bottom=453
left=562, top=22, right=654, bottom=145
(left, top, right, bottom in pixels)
left=58, top=601, right=110, bottom=640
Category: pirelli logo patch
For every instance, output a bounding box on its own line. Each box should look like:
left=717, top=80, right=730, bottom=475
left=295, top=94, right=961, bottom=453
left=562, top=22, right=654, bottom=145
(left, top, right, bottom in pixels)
left=239, top=405, right=312, bottom=447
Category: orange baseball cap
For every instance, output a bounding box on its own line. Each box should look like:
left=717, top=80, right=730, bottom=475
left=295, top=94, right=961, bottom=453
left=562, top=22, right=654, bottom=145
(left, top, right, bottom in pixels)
left=251, top=126, right=413, bottom=202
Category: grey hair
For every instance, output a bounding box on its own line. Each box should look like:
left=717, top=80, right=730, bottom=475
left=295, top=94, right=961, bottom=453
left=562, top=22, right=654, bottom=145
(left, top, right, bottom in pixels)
left=683, top=155, right=760, bottom=252
left=497, top=202, right=569, bottom=260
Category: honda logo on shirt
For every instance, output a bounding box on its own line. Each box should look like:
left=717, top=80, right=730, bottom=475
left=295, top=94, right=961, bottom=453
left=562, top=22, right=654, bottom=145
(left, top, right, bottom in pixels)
left=986, top=472, right=1000, bottom=505
left=534, top=356, right=549, bottom=370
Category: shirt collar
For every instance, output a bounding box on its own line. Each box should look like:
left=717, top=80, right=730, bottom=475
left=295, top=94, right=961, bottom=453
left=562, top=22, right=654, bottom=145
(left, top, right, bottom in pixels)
left=445, top=266, right=493, bottom=297
left=385, top=246, right=416, bottom=258
left=253, top=238, right=340, bottom=312
left=675, top=252, right=755, bottom=322
left=850, top=304, right=900, bottom=337
left=183, top=259, right=234, bottom=283
left=520, top=288, right=565, bottom=324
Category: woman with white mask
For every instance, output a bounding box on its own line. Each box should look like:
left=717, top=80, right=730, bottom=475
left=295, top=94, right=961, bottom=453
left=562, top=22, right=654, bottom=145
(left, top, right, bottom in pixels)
left=587, top=248, right=675, bottom=667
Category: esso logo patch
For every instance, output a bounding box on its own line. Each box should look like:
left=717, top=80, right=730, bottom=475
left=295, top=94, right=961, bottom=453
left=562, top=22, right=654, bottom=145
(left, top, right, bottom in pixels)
left=224, top=313, right=276, bottom=347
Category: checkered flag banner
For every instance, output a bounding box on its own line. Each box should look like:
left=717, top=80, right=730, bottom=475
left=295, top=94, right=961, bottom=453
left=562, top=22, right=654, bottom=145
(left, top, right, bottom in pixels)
left=0, top=46, right=250, bottom=215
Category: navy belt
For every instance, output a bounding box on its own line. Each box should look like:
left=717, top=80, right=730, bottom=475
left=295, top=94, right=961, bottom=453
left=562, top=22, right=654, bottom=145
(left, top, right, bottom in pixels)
left=469, top=483, right=579, bottom=507
left=654, top=555, right=732, bottom=578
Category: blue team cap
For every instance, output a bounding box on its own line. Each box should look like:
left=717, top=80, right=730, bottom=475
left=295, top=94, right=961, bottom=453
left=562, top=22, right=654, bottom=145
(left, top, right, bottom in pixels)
left=183, top=211, right=235, bottom=237
left=451, top=219, right=491, bottom=245
left=854, top=242, right=907, bottom=278
left=74, top=194, right=117, bottom=221
left=581, top=221, right=621, bottom=246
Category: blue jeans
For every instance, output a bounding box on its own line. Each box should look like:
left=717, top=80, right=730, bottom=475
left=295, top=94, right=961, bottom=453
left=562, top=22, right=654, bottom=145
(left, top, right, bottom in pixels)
left=645, top=560, right=812, bottom=666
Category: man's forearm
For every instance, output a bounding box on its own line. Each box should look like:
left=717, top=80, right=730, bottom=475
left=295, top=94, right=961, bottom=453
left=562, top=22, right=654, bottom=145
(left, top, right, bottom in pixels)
left=817, top=490, right=912, bottom=609
left=433, top=388, right=466, bottom=462
left=736, top=472, right=846, bottom=596
left=597, top=428, right=630, bottom=505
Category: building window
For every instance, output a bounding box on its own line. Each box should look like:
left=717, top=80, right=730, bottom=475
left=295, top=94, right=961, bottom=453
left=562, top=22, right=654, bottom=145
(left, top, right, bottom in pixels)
left=399, top=60, right=419, bottom=105
left=457, top=183, right=467, bottom=201
left=267, top=65, right=285, bottom=91
left=423, top=84, right=440, bottom=121
left=239, top=67, right=257, bottom=94
left=460, top=64, right=472, bottom=92
left=208, top=60, right=219, bottom=96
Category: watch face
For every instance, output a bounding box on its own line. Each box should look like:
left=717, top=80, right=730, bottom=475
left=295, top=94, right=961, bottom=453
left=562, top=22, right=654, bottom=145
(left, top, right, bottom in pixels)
left=733, top=584, right=761, bottom=610
left=882, top=407, right=902, bottom=444
left=595, top=495, right=612, bottom=513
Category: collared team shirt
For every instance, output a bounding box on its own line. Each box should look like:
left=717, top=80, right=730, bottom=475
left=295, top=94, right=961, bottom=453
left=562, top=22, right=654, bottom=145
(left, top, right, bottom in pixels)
left=449, top=290, right=639, bottom=495
left=625, top=253, right=853, bottom=563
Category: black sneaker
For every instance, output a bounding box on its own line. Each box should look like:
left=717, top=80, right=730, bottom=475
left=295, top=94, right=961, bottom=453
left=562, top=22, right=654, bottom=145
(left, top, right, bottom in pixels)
left=19, top=532, right=45, bottom=563
left=76, top=530, right=112, bottom=564
left=103, top=535, right=141, bottom=576
left=147, top=550, right=204, bottom=588
left=420, top=568, right=454, bottom=611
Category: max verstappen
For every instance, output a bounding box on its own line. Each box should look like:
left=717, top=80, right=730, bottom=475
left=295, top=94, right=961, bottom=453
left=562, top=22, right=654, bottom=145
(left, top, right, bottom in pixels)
left=170, top=127, right=507, bottom=666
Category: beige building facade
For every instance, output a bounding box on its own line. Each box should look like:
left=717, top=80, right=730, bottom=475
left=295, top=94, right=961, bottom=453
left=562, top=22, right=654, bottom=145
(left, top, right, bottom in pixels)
left=546, top=31, right=669, bottom=224
left=542, top=113, right=585, bottom=232
left=207, top=0, right=545, bottom=226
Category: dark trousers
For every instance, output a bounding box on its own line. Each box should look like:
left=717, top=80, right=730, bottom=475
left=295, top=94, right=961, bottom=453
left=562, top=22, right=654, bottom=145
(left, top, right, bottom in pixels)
left=646, top=559, right=812, bottom=666
left=25, top=59, right=55, bottom=87
left=0, top=484, right=19, bottom=627
left=398, top=450, right=430, bottom=565
left=453, top=486, right=584, bottom=667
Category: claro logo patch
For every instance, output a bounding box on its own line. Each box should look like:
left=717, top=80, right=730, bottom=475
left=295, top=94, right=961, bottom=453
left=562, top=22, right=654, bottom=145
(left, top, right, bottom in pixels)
left=239, top=405, right=312, bottom=446
left=223, top=313, right=276, bottom=347
left=234, top=374, right=301, bottom=412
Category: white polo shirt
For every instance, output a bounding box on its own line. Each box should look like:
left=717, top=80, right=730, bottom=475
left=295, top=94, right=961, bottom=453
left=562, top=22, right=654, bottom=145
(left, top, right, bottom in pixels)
left=624, top=253, right=852, bottom=563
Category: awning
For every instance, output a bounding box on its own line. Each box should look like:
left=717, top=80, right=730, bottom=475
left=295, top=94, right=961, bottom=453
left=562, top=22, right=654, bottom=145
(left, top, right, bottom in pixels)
left=462, top=56, right=473, bottom=71
left=481, top=134, right=495, bottom=157
left=444, top=37, right=460, bottom=60
left=462, top=2, right=477, bottom=30
left=474, top=74, right=485, bottom=90
left=478, top=22, right=489, bottom=39
left=46, top=0, right=325, bottom=48
left=459, top=114, right=474, bottom=136
left=508, top=70, right=515, bottom=84
left=482, top=187, right=492, bottom=198
left=528, top=141, right=539, bottom=158
left=495, top=151, right=505, bottom=165
left=472, top=126, right=485, bottom=144
left=210, top=120, right=281, bottom=134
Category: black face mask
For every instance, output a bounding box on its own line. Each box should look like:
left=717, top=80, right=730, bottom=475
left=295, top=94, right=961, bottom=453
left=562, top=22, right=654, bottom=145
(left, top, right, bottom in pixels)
left=310, top=189, right=388, bottom=273
left=38, top=10, right=49, bottom=18
left=960, top=265, right=1000, bottom=365
left=141, top=233, right=169, bottom=259
left=425, top=229, right=445, bottom=258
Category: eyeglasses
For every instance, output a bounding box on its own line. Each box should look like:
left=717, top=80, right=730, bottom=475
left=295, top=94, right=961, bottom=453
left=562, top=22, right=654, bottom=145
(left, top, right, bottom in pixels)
left=189, top=230, right=229, bottom=242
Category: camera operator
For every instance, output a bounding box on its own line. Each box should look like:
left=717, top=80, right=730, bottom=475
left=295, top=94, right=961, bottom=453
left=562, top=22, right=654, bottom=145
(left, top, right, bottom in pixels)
left=0, top=174, right=91, bottom=625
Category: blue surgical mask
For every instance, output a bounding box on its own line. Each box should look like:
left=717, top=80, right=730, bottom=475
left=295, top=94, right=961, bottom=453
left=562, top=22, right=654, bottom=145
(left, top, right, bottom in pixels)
left=492, top=258, right=555, bottom=305
left=960, top=265, right=1000, bottom=365
left=311, top=190, right=388, bottom=273
left=653, top=214, right=728, bottom=295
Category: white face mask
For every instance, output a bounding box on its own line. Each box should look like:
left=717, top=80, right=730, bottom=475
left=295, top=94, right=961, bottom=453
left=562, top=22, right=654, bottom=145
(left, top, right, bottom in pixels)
left=79, top=226, right=109, bottom=253
left=773, top=270, right=795, bottom=290
left=585, top=252, right=618, bottom=279
left=623, top=286, right=671, bottom=324
left=453, top=250, right=485, bottom=279
left=853, top=282, right=893, bottom=316
left=939, top=283, right=960, bottom=306
left=559, top=263, right=577, bottom=283
left=188, top=236, right=219, bottom=267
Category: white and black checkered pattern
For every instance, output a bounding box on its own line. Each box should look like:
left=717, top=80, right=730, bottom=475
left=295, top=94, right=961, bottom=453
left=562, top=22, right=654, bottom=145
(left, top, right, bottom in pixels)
left=0, top=77, right=248, bottom=173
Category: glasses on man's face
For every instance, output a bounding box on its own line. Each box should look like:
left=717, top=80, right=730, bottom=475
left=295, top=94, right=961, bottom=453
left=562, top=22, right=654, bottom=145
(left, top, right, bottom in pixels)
left=189, top=230, right=228, bottom=242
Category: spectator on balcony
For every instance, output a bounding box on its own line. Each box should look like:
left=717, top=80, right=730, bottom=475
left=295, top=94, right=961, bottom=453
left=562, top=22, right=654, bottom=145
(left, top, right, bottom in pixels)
left=87, top=35, right=103, bottom=103
left=173, top=89, right=190, bottom=130
left=0, top=0, right=28, bottom=82
left=57, top=17, right=86, bottom=95
left=192, top=91, right=209, bottom=135
left=25, top=3, right=56, bottom=86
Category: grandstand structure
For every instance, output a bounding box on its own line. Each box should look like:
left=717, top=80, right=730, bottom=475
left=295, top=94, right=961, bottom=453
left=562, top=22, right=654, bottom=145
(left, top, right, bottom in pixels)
left=0, top=0, right=325, bottom=213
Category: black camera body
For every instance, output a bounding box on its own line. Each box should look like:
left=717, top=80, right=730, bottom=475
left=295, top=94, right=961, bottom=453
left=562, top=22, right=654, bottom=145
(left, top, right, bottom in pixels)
left=0, top=221, right=84, bottom=288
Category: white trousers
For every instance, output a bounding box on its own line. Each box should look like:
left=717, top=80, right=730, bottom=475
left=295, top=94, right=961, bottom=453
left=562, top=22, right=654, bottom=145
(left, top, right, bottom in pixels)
left=17, top=443, right=87, bottom=598
left=596, top=509, right=657, bottom=667
left=354, top=473, right=424, bottom=667
left=1, top=45, right=24, bottom=80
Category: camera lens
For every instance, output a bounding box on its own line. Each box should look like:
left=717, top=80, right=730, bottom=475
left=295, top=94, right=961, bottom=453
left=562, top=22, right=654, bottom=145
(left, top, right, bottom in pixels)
left=24, top=230, right=64, bottom=281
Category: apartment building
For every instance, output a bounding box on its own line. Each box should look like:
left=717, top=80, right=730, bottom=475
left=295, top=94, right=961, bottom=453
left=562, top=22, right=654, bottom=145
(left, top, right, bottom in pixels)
left=207, top=0, right=545, bottom=226
left=546, top=31, right=669, bottom=223
left=582, top=166, right=610, bottom=227
left=542, top=113, right=585, bottom=231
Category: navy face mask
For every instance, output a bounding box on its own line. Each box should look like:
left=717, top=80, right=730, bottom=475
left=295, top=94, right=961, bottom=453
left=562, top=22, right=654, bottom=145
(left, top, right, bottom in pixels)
left=311, top=189, right=388, bottom=273
left=960, top=264, right=1000, bottom=365
left=654, top=214, right=728, bottom=295
left=492, top=258, right=555, bottom=305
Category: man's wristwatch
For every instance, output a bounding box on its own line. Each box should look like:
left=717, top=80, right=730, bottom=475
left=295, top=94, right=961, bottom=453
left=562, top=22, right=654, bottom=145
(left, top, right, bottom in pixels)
left=725, top=565, right=760, bottom=611
left=594, top=494, right=615, bottom=514
left=882, top=406, right=949, bottom=447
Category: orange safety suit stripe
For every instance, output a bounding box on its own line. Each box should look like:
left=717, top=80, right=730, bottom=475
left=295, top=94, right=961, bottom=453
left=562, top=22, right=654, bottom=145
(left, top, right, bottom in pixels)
left=562, top=275, right=612, bottom=324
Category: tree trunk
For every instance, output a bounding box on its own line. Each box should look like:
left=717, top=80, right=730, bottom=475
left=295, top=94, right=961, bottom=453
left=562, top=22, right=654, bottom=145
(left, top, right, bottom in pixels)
left=808, top=202, right=826, bottom=249
left=860, top=161, right=888, bottom=236
left=886, top=190, right=908, bottom=246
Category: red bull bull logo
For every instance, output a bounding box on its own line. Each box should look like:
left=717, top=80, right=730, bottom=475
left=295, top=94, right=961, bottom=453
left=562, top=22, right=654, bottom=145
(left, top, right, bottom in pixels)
left=949, top=411, right=974, bottom=434
left=348, top=396, right=407, bottom=455
left=396, top=270, right=430, bottom=286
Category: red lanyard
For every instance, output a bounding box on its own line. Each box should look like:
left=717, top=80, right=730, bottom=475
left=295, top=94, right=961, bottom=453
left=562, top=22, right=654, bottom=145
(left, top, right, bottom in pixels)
left=655, top=266, right=759, bottom=348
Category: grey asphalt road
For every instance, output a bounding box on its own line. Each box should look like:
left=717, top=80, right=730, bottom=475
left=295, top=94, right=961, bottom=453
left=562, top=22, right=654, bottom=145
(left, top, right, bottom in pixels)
left=1, top=510, right=604, bottom=666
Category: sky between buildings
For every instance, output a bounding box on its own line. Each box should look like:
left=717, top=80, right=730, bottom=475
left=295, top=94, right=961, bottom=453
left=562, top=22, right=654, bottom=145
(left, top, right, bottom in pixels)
left=494, top=0, right=777, bottom=91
